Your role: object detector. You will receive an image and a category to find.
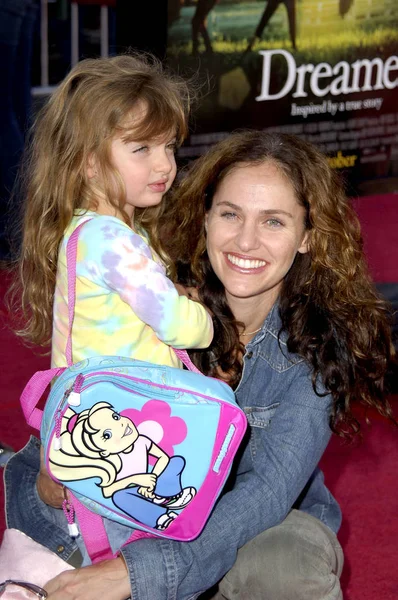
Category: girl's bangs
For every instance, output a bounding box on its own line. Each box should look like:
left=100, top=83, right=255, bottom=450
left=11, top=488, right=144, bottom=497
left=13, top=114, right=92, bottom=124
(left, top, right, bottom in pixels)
left=120, top=94, right=187, bottom=144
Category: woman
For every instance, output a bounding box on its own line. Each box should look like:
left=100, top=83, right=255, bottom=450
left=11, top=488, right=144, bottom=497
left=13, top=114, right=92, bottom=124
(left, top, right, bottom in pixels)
left=5, top=131, right=396, bottom=599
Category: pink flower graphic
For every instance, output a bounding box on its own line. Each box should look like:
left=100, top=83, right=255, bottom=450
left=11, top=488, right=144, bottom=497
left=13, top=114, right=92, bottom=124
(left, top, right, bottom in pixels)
left=121, top=400, right=187, bottom=464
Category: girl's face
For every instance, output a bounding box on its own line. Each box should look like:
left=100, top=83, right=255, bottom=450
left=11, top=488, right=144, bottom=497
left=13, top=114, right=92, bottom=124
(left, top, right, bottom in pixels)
left=109, top=129, right=177, bottom=219
left=205, top=161, right=309, bottom=315
left=89, top=408, right=138, bottom=455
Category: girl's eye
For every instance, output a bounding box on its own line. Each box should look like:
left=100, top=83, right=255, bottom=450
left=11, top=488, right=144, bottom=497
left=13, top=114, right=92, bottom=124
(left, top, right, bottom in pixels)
left=133, top=145, right=148, bottom=154
left=102, top=429, right=112, bottom=441
left=166, top=142, right=178, bottom=152
left=112, top=413, right=120, bottom=421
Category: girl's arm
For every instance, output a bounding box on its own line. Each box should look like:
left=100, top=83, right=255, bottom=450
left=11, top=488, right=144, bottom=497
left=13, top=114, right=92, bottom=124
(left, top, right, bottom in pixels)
left=78, top=217, right=213, bottom=350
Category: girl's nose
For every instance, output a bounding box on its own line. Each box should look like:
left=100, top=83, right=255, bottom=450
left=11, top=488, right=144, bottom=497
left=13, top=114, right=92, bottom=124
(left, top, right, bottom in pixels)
left=154, top=149, right=174, bottom=174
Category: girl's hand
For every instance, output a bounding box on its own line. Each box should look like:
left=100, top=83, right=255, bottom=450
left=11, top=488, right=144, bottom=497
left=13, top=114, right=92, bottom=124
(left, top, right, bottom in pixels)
left=175, top=283, right=199, bottom=300
left=37, top=446, right=64, bottom=508
left=45, top=557, right=131, bottom=600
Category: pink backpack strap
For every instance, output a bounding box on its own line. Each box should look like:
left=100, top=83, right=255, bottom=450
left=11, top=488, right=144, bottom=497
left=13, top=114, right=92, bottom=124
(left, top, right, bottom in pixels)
left=20, top=367, right=66, bottom=431
left=65, top=219, right=92, bottom=367
left=172, top=347, right=202, bottom=374
left=69, top=492, right=115, bottom=563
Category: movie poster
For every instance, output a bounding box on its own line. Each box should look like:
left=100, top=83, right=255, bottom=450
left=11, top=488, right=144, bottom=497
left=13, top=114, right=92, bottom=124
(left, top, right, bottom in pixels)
left=167, top=0, right=398, bottom=194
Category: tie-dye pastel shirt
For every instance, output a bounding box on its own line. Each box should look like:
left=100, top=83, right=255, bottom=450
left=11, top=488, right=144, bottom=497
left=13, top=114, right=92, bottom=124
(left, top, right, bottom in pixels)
left=51, top=211, right=213, bottom=369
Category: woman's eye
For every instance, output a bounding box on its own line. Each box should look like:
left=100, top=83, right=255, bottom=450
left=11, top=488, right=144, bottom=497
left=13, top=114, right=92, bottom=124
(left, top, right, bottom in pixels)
left=221, top=211, right=237, bottom=220
left=112, top=413, right=121, bottom=421
left=266, top=218, right=283, bottom=227
left=102, top=429, right=112, bottom=441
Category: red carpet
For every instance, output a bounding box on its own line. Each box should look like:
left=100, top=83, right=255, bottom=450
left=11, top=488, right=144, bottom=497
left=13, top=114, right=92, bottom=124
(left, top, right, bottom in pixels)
left=1, top=193, right=398, bottom=598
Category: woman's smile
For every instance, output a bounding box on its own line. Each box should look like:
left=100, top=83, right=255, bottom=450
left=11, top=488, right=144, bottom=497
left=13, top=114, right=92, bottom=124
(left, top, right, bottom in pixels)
left=224, top=252, right=268, bottom=273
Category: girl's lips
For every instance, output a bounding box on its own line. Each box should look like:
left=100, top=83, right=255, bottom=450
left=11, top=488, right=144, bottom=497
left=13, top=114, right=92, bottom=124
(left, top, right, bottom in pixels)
left=224, top=252, right=268, bottom=273
left=148, top=182, right=167, bottom=193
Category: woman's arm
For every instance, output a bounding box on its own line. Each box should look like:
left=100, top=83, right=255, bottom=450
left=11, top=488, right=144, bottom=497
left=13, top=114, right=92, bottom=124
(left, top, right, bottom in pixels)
left=120, top=370, right=335, bottom=600
left=35, top=370, right=334, bottom=598
left=45, top=557, right=131, bottom=600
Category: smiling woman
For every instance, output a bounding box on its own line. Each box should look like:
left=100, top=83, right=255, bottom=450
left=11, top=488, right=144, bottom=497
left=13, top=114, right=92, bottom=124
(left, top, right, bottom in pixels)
left=149, top=129, right=397, bottom=599
left=205, top=162, right=309, bottom=328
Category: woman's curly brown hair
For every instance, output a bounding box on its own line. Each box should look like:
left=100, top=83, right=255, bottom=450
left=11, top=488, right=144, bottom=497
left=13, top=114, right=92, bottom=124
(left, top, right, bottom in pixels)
left=160, top=130, right=396, bottom=437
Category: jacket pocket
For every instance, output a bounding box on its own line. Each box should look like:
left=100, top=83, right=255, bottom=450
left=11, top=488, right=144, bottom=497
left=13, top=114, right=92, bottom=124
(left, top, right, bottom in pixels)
left=245, top=403, right=279, bottom=428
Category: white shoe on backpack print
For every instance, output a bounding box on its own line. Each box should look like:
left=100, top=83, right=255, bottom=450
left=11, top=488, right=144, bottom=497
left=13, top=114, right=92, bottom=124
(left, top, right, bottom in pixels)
left=163, top=486, right=196, bottom=510
left=153, top=486, right=196, bottom=510
left=156, top=511, right=178, bottom=530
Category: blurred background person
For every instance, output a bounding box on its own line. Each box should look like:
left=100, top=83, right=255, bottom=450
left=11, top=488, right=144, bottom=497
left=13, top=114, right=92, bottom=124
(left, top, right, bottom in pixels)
left=0, top=0, right=39, bottom=261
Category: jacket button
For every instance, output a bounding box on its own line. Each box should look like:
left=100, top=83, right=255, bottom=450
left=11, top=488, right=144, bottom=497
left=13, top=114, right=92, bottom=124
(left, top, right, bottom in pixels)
left=57, top=545, right=65, bottom=553
left=246, top=351, right=253, bottom=359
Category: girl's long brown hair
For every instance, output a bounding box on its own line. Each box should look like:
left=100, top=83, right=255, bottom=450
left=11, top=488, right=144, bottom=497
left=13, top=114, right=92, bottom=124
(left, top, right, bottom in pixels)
left=160, top=130, right=396, bottom=437
left=10, top=53, right=191, bottom=347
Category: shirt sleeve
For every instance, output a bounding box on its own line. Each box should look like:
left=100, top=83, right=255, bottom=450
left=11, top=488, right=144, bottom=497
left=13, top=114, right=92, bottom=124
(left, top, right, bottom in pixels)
left=121, top=370, right=334, bottom=600
left=77, top=217, right=213, bottom=350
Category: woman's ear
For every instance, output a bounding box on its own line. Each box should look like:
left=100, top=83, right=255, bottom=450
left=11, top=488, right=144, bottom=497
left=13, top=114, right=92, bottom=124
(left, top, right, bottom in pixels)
left=204, top=212, right=209, bottom=232
left=100, top=450, right=109, bottom=458
left=298, top=230, right=310, bottom=254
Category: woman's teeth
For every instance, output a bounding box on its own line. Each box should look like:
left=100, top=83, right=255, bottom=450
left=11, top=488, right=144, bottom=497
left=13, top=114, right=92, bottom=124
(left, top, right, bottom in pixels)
left=227, top=254, right=266, bottom=269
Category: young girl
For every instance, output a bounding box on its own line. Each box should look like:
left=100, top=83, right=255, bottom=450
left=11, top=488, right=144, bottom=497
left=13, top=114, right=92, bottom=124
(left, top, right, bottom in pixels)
left=12, top=53, right=213, bottom=563
left=16, top=53, right=213, bottom=367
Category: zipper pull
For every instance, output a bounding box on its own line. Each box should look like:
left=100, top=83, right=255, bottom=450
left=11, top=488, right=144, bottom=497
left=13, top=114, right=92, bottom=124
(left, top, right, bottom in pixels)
left=53, top=407, right=63, bottom=451
left=68, top=374, right=84, bottom=407
left=62, top=489, right=79, bottom=538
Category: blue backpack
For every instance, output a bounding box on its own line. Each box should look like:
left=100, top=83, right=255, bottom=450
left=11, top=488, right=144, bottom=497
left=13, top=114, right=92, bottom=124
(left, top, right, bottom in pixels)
left=20, top=220, right=247, bottom=563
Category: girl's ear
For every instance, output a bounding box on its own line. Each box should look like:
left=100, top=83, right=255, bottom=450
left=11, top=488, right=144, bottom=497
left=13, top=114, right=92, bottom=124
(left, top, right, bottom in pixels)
left=100, top=450, right=109, bottom=458
left=298, top=230, right=310, bottom=255
left=204, top=212, right=209, bottom=232
left=87, top=153, right=98, bottom=179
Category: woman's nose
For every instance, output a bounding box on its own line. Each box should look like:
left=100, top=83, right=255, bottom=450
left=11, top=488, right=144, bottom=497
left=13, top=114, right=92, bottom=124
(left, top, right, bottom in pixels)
left=235, top=221, right=261, bottom=252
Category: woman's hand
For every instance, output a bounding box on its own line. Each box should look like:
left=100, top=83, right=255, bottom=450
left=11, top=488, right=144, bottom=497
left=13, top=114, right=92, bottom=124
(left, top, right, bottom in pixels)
left=45, top=556, right=131, bottom=600
left=36, top=446, right=64, bottom=508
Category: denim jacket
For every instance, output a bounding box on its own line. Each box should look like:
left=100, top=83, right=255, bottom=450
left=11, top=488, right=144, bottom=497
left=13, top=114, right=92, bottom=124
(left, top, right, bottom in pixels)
left=5, top=303, right=341, bottom=600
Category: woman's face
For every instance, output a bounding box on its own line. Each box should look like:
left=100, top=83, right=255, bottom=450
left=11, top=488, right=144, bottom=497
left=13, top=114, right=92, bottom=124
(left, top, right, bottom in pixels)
left=205, top=161, right=309, bottom=311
